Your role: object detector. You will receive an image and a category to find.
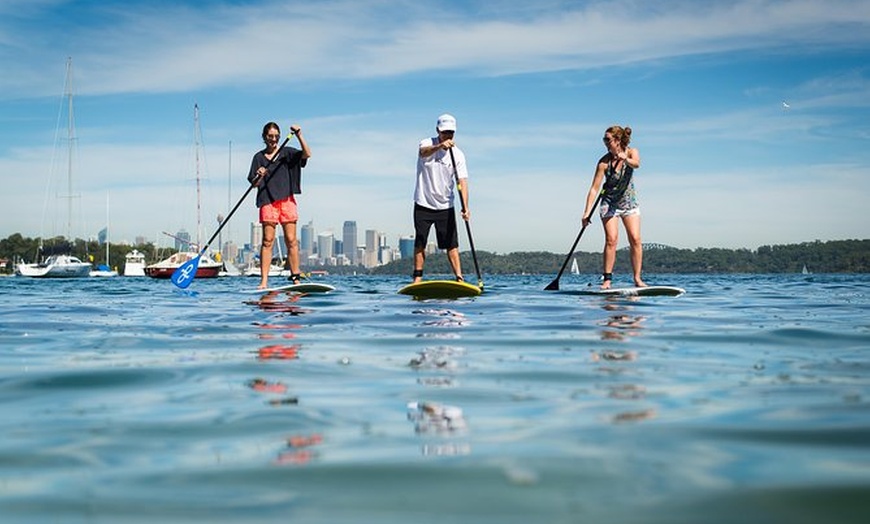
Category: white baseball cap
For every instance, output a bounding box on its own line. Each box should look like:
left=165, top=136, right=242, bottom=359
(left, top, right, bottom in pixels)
left=436, top=114, right=457, bottom=132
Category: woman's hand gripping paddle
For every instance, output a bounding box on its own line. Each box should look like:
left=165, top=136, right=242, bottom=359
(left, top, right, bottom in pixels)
left=171, top=135, right=291, bottom=288
left=448, top=147, right=483, bottom=289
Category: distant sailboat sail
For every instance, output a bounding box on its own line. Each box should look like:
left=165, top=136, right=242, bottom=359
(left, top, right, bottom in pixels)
left=570, top=257, right=580, bottom=275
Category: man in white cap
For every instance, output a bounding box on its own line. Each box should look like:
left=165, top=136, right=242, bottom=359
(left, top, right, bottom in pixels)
left=411, top=113, right=470, bottom=283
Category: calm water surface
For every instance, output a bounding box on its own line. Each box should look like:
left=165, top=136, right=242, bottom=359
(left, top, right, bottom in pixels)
left=1, top=274, right=868, bottom=523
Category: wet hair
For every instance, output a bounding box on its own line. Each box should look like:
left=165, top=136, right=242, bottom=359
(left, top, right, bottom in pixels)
left=262, top=122, right=280, bottom=142
left=606, top=125, right=632, bottom=148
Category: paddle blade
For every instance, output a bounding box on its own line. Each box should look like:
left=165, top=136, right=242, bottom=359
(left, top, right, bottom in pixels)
left=171, top=255, right=201, bottom=289
left=544, top=279, right=560, bottom=291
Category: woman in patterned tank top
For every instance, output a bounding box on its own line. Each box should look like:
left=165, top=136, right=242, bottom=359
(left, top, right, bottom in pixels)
left=581, top=125, right=646, bottom=290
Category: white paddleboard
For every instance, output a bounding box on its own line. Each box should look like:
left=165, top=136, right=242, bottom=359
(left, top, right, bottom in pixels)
left=569, top=285, right=685, bottom=297
left=243, top=282, right=336, bottom=294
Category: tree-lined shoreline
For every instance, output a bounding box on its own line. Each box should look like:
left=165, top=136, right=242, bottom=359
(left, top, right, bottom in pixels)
left=1, top=234, right=867, bottom=275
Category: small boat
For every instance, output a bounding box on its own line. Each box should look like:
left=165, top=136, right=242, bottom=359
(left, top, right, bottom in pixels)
left=17, top=254, right=91, bottom=278
left=90, top=194, right=119, bottom=277
left=243, top=260, right=284, bottom=277
left=144, top=251, right=222, bottom=279
left=90, top=264, right=118, bottom=278
left=124, top=249, right=147, bottom=277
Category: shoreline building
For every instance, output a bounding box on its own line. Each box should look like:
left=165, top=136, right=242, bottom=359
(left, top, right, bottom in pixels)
left=343, top=221, right=358, bottom=265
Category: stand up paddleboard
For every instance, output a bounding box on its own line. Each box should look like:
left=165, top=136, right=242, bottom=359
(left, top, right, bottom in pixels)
left=243, top=282, right=336, bottom=294
left=568, top=285, right=685, bottom=297
left=398, top=280, right=482, bottom=299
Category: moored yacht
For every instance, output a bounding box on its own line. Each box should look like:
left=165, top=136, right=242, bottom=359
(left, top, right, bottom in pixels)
left=144, top=251, right=222, bottom=279
left=124, top=249, right=147, bottom=277
left=17, top=254, right=91, bottom=278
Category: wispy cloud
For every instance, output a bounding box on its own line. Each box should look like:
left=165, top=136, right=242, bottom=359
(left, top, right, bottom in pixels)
left=3, top=0, right=870, bottom=98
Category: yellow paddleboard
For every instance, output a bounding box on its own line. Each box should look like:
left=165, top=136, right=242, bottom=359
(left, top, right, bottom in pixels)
left=398, top=280, right=482, bottom=299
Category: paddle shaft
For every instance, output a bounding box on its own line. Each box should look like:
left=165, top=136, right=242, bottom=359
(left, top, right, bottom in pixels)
left=448, top=147, right=483, bottom=287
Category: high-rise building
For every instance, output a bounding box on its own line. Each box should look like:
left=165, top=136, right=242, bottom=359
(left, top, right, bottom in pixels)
left=300, top=221, right=314, bottom=260
left=399, top=235, right=415, bottom=259
left=175, top=229, right=191, bottom=251
left=364, top=229, right=381, bottom=268
left=249, top=222, right=262, bottom=252
left=222, top=240, right=239, bottom=264
left=342, top=221, right=357, bottom=265
left=317, top=232, right=334, bottom=263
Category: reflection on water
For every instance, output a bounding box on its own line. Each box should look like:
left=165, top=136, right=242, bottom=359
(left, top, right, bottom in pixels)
left=247, top=289, right=318, bottom=465
left=592, top=298, right=656, bottom=423
left=408, top=303, right=471, bottom=457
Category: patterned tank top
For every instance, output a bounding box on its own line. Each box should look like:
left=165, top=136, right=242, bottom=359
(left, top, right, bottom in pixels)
left=602, top=155, right=637, bottom=210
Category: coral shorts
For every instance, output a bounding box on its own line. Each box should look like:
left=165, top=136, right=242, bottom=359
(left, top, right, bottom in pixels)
left=259, top=196, right=298, bottom=224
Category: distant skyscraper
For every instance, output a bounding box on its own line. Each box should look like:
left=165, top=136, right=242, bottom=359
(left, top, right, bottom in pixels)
left=175, top=229, right=191, bottom=251
left=300, top=221, right=314, bottom=260
left=249, top=222, right=262, bottom=252
left=223, top=240, right=239, bottom=264
left=317, top=232, right=334, bottom=262
left=342, top=221, right=357, bottom=265
left=364, top=229, right=380, bottom=268
left=399, top=235, right=414, bottom=259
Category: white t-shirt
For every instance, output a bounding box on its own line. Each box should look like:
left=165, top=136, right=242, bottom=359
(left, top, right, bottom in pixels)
left=414, top=138, right=468, bottom=211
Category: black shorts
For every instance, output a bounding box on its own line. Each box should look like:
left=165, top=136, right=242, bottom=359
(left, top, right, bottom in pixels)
left=414, top=204, right=458, bottom=250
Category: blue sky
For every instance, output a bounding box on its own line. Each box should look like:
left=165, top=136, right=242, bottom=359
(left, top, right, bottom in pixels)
left=1, top=0, right=868, bottom=254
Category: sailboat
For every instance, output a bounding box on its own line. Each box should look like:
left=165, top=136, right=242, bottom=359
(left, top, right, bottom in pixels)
left=17, top=57, right=91, bottom=278
left=90, top=193, right=119, bottom=277
left=145, top=104, right=221, bottom=279
left=570, top=257, right=580, bottom=275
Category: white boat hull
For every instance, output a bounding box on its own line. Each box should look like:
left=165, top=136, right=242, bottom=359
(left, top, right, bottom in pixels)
left=17, top=255, right=91, bottom=278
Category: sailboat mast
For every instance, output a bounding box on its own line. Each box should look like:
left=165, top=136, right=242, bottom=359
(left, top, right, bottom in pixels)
left=194, top=104, right=203, bottom=250
left=65, top=57, right=76, bottom=240
left=105, top=192, right=110, bottom=266
left=227, top=140, right=232, bottom=245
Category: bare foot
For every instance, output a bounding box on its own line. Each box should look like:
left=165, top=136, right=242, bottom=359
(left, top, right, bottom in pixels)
left=601, top=280, right=612, bottom=290
left=257, top=281, right=268, bottom=290
left=634, top=279, right=647, bottom=287
left=412, top=277, right=422, bottom=284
